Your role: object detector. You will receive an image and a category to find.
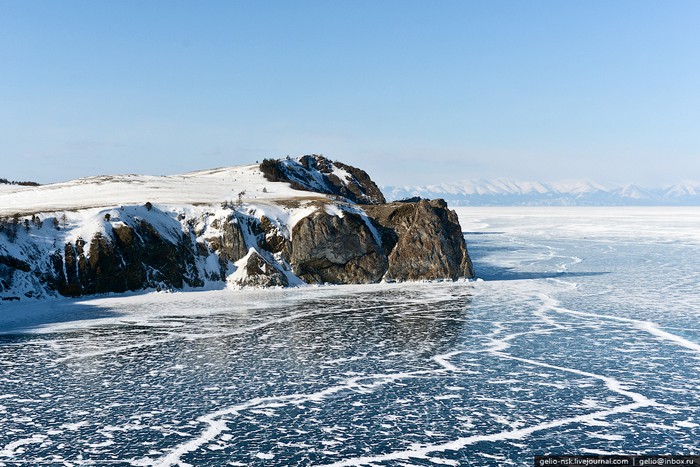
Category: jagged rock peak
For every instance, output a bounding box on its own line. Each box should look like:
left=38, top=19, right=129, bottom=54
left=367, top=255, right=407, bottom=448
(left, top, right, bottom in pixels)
left=259, top=154, right=386, bottom=205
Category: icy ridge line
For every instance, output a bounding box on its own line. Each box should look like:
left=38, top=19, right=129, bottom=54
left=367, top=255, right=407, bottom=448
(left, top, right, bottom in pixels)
left=384, top=179, right=700, bottom=206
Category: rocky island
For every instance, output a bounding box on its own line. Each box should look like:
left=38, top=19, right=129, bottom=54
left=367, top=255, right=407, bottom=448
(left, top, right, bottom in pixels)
left=0, top=155, right=473, bottom=300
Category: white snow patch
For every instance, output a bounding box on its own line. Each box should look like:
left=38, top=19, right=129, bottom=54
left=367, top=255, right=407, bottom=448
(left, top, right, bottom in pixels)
left=0, top=434, right=47, bottom=457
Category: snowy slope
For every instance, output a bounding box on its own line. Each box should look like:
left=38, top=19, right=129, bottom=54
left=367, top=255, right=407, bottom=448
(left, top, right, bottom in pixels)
left=384, top=180, right=700, bottom=206
left=0, top=160, right=347, bottom=300
left=0, top=164, right=326, bottom=217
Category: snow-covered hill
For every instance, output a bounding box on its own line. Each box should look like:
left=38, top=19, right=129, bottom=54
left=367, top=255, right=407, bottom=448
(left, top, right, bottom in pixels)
left=0, top=156, right=472, bottom=302
left=0, top=164, right=325, bottom=217
left=384, top=179, right=700, bottom=206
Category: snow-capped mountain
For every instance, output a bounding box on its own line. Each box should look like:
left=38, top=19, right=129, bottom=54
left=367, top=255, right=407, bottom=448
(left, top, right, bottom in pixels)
left=383, top=180, right=700, bottom=206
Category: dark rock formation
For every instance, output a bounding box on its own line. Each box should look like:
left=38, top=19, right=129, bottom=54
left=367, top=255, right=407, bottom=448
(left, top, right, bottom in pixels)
left=291, top=209, right=387, bottom=284
left=204, top=214, right=249, bottom=280
left=0, top=255, right=31, bottom=273
left=256, top=216, right=290, bottom=256
left=0, top=255, right=31, bottom=292
left=260, top=155, right=386, bottom=205
left=364, top=199, right=474, bottom=281
left=287, top=198, right=473, bottom=284
left=52, top=220, right=204, bottom=297
left=231, top=250, right=289, bottom=287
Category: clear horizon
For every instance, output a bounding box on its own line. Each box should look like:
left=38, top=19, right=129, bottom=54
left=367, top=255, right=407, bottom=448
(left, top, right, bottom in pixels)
left=1, top=1, right=699, bottom=187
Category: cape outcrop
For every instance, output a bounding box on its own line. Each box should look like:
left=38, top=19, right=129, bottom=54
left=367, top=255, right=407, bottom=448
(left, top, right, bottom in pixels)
left=0, top=155, right=473, bottom=300
left=260, top=155, right=386, bottom=205
left=364, top=199, right=474, bottom=281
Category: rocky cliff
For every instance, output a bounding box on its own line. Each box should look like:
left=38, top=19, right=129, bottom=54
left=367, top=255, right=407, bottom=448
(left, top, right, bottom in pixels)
left=0, top=155, right=473, bottom=301
left=260, top=155, right=386, bottom=204
left=364, top=199, right=474, bottom=281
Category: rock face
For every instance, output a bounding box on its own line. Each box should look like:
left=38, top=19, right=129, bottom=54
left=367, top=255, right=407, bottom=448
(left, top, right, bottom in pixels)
left=291, top=210, right=387, bottom=284
left=229, top=249, right=289, bottom=288
left=54, top=220, right=203, bottom=297
left=0, top=206, right=246, bottom=298
left=364, top=199, right=474, bottom=281
left=288, top=200, right=474, bottom=285
left=203, top=214, right=249, bottom=280
left=0, top=156, right=474, bottom=300
left=260, top=155, right=386, bottom=204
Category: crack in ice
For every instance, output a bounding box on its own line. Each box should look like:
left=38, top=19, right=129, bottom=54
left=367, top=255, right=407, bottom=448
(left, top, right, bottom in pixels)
left=51, top=302, right=409, bottom=364
left=322, top=290, right=665, bottom=466
left=541, top=291, right=700, bottom=354
left=321, top=400, right=651, bottom=466
left=142, top=369, right=444, bottom=467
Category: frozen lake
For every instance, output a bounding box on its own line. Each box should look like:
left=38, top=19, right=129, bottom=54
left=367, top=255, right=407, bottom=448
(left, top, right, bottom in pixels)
left=1, top=207, right=699, bottom=466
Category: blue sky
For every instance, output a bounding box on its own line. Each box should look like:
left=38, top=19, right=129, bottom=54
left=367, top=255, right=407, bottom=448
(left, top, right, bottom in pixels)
left=1, top=1, right=699, bottom=186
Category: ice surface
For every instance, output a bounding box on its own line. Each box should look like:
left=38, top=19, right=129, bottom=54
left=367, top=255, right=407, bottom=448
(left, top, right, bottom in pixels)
left=1, top=207, right=699, bottom=465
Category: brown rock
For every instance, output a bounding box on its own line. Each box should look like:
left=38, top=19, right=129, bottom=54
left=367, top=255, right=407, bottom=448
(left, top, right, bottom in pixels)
left=260, top=155, right=386, bottom=205
left=205, top=213, right=248, bottom=280
left=54, top=219, right=204, bottom=297
left=291, top=209, right=387, bottom=284
left=364, top=199, right=474, bottom=281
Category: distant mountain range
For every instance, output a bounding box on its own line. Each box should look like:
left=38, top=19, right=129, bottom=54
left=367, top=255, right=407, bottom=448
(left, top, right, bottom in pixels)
left=383, top=180, right=700, bottom=206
